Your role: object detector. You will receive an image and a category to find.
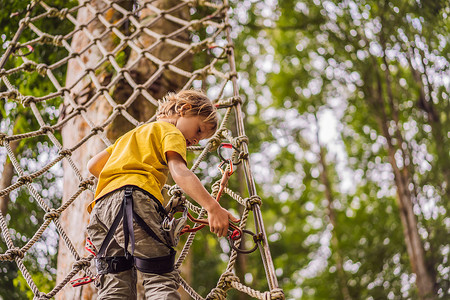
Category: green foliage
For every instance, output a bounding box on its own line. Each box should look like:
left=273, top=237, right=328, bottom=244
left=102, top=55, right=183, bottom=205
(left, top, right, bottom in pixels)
left=231, top=0, right=449, bottom=299
left=14, top=270, right=55, bottom=300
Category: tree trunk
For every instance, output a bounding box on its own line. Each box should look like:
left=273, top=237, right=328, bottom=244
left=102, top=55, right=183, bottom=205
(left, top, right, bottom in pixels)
left=406, top=49, right=449, bottom=193
left=315, top=122, right=352, bottom=300
left=56, top=1, right=191, bottom=299
left=0, top=140, right=19, bottom=216
left=372, top=72, right=436, bottom=299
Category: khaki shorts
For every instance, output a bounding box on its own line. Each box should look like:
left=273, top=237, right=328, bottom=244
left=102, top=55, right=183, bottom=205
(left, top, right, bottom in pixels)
left=87, top=187, right=181, bottom=300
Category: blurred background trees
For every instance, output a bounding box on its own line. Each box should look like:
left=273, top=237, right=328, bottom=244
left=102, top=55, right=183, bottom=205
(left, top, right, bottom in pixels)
left=1, top=0, right=448, bottom=299
left=232, top=0, right=448, bottom=299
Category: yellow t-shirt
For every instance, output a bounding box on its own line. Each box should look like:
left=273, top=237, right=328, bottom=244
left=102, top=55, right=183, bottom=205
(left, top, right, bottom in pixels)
left=87, top=121, right=187, bottom=213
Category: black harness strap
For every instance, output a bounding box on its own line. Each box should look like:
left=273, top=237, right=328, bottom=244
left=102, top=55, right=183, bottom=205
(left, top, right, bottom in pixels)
left=97, top=198, right=125, bottom=259
left=123, top=187, right=135, bottom=259
left=96, top=197, right=134, bottom=274
left=134, top=249, right=176, bottom=274
left=95, top=186, right=175, bottom=275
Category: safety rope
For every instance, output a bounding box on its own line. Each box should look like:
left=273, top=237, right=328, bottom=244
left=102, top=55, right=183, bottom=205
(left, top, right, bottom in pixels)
left=0, top=1, right=284, bottom=299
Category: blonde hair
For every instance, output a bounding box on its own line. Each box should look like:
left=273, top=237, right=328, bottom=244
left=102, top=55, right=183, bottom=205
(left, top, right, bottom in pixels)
left=157, top=90, right=218, bottom=134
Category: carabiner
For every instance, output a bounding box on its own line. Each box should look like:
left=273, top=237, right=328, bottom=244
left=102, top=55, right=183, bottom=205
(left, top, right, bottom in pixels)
left=163, top=206, right=188, bottom=232
left=217, top=143, right=241, bottom=166
left=218, top=159, right=233, bottom=176
left=228, top=229, right=260, bottom=254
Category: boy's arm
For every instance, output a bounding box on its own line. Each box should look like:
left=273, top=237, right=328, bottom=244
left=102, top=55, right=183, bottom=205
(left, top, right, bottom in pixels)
left=87, top=149, right=111, bottom=178
left=166, top=151, right=239, bottom=237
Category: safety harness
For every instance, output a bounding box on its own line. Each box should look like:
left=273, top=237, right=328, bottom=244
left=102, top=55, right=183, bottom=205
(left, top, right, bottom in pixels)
left=95, top=185, right=176, bottom=275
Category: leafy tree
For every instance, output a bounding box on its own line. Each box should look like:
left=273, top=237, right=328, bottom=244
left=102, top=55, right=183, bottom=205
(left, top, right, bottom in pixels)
left=232, top=0, right=448, bottom=299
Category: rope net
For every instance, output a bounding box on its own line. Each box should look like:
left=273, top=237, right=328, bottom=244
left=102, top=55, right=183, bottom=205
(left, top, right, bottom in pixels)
left=0, top=1, right=283, bottom=299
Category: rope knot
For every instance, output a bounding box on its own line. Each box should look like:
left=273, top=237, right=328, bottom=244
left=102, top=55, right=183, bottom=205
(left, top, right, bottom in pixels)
left=97, top=87, right=109, bottom=94
left=59, top=87, right=70, bottom=95
left=72, top=258, right=91, bottom=270
left=5, top=248, right=24, bottom=260
left=245, top=195, right=262, bottom=210
left=47, top=7, right=59, bottom=18
left=18, top=175, right=33, bottom=184
left=0, top=133, right=7, bottom=146
left=76, top=106, right=87, bottom=113
left=19, top=17, right=30, bottom=26
left=23, top=61, right=36, bottom=72
left=79, top=178, right=94, bottom=189
left=40, top=125, right=54, bottom=134
left=114, top=104, right=126, bottom=112
left=234, top=135, right=249, bottom=147
left=59, top=148, right=72, bottom=156
left=21, top=96, right=34, bottom=107
left=2, top=89, right=19, bottom=101
left=58, top=8, right=69, bottom=20
left=270, top=288, right=285, bottom=299
left=238, top=151, right=248, bottom=161
left=36, top=64, right=48, bottom=76
left=44, top=209, right=60, bottom=220
left=91, top=126, right=104, bottom=134
left=230, top=96, right=242, bottom=105
left=205, top=272, right=238, bottom=299
left=40, top=34, right=53, bottom=45
left=53, top=35, right=64, bottom=46
left=135, top=84, right=146, bottom=91
left=227, top=71, right=238, bottom=79
left=219, top=272, right=238, bottom=287
left=168, top=185, right=182, bottom=197
left=160, top=61, right=171, bottom=69
left=206, top=287, right=227, bottom=300
left=208, top=134, right=222, bottom=151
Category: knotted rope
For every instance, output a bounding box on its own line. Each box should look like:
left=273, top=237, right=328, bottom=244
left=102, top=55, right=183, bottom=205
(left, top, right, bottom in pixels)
left=0, top=0, right=283, bottom=299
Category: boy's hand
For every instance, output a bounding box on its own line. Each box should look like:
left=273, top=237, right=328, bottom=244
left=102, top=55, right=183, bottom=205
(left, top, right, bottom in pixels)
left=206, top=202, right=240, bottom=237
left=167, top=151, right=239, bottom=237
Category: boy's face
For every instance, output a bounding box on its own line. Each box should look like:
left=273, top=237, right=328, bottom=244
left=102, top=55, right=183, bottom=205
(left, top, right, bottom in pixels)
left=176, top=115, right=215, bottom=147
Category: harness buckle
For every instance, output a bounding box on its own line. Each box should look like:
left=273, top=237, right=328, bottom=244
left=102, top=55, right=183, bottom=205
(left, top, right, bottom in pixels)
left=124, top=186, right=133, bottom=197
left=95, top=256, right=134, bottom=274
left=95, top=257, right=110, bottom=275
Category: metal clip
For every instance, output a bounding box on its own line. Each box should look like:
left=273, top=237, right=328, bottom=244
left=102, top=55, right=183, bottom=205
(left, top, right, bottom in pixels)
left=162, top=206, right=188, bottom=246
left=228, top=229, right=260, bottom=254
left=217, top=143, right=241, bottom=166
left=95, top=257, right=110, bottom=275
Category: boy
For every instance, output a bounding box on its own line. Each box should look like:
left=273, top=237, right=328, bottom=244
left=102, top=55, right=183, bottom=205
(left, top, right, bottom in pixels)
left=86, top=90, right=238, bottom=299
